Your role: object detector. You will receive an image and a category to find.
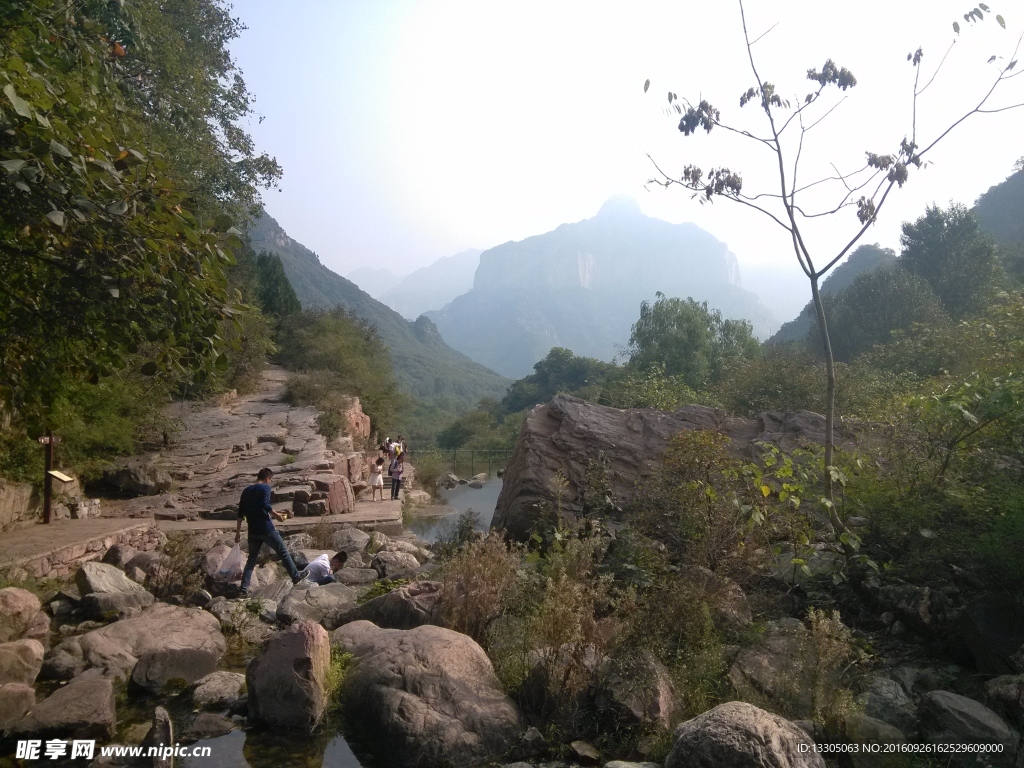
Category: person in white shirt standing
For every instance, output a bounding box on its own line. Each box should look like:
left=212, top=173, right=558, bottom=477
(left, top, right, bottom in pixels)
left=298, top=551, right=348, bottom=585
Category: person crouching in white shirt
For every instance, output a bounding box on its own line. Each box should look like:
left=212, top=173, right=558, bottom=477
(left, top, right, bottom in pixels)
left=298, top=551, right=348, bottom=585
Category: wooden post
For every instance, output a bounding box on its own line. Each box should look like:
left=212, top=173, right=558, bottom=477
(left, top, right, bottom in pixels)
left=42, top=430, right=53, bottom=524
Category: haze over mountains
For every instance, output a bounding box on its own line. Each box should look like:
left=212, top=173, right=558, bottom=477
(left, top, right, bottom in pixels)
left=247, top=214, right=509, bottom=406
left=351, top=249, right=484, bottom=321
left=425, top=197, right=777, bottom=378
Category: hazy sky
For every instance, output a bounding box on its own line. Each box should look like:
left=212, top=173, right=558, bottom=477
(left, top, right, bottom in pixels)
left=230, top=1, right=1024, bottom=295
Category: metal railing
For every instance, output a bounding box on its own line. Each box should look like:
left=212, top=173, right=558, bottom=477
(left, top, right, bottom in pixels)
left=410, top=448, right=513, bottom=478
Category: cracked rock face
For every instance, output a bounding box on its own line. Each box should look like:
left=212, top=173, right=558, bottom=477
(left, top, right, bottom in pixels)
left=492, top=395, right=863, bottom=540
left=332, top=621, right=521, bottom=768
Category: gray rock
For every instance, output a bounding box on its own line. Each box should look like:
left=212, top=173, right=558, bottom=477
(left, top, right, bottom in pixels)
left=185, top=712, right=235, bottom=741
left=131, top=647, right=220, bottom=692
left=101, top=543, right=138, bottom=569
left=103, top=459, right=173, bottom=496
left=339, top=581, right=442, bottom=630
left=0, top=588, right=41, bottom=643
left=0, top=639, right=44, bottom=687
left=918, top=690, right=1017, bottom=763
left=141, top=706, right=173, bottom=768
left=985, top=674, right=1024, bottom=728
left=277, top=582, right=360, bottom=630
left=494, top=395, right=859, bottom=540
left=596, top=651, right=676, bottom=729
left=468, top=480, right=484, bottom=489
left=370, top=551, right=421, bottom=580
left=681, top=566, right=752, bottom=632
left=570, top=740, right=600, bottom=764
left=605, top=763, right=660, bottom=768
left=333, top=568, right=379, bottom=586
left=664, top=701, right=823, bottom=768
left=959, top=594, right=1024, bottom=675
left=13, top=675, right=116, bottom=740
left=856, top=675, right=916, bottom=733
left=247, top=620, right=330, bottom=730
left=727, top=618, right=816, bottom=715
left=42, top=603, right=225, bottom=681
left=80, top=591, right=155, bottom=621
left=333, top=527, right=371, bottom=554
left=191, top=671, right=246, bottom=711
left=843, top=712, right=905, bottom=768
left=332, top=620, right=521, bottom=768
left=125, top=551, right=169, bottom=578
left=22, top=609, right=49, bottom=651
left=251, top=577, right=294, bottom=603
left=0, top=683, right=34, bottom=731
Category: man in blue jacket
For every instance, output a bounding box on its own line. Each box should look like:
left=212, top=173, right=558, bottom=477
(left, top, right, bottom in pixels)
left=235, top=467, right=300, bottom=595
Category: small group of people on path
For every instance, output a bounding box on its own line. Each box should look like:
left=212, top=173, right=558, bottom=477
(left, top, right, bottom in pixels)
left=234, top=467, right=347, bottom=596
left=235, top=433, right=410, bottom=593
left=369, top=435, right=406, bottom=502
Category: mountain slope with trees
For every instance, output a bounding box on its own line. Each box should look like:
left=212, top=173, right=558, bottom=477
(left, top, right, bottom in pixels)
left=247, top=213, right=509, bottom=406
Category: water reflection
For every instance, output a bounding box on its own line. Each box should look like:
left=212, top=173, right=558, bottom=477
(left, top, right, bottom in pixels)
left=178, top=729, right=363, bottom=768
left=405, top=478, right=502, bottom=543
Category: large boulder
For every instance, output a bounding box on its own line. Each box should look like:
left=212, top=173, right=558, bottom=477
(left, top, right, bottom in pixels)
left=247, top=620, right=330, bottom=730
left=0, top=639, right=44, bottom=687
left=80, top=592, right=155, bottom=621
left=664, top=701, right=824, bottom=768
left=340, top=581, right=443, bottom=630
left=191, top=671, right=246, bottom=711
left=312, top=474, right=356, bottom=515
left=493, top=395, right=861, bottom=539
left=13, top=676, right=116, bottom=740
left=42, top=603, right=225, bottom=680
left=918, top=690, right=1017, bottom=764
left=102, top=543, right=138, bottom=569
left=985, top=674, right=1024, bottom=728
left=596, top=651, right=676, bottom=729
left=277, top=582, right=360, bottom=630
left=131, top=647, right=221, bottom=693
left=0, top=683, right=35, bottom=731
left=333, top=527, right=371, bottom=554
left=332, top=620, right=521, bottom=768
left=76, top=561, right=148, bottom=596
left=371, top=551, right=421, bottom=580
left=0, top=588, right=41, bottom=643
left=856, top=675, right=917, bottom=734
left=103, top=458, right=173, bottom=496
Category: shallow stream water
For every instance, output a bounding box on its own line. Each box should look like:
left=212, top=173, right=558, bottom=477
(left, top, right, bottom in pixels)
left=404, top=476, right=503, bottom=543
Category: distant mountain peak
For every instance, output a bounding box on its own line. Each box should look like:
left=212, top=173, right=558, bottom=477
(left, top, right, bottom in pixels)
left=597, top=195, right=643, bottom=219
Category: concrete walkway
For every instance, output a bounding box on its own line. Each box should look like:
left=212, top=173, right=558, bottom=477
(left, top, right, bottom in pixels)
left=157, top=497, right=403, bottom=532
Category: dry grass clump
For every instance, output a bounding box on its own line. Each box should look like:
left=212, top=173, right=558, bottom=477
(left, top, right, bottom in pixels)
left=807, top=608, right=861, bottom=733
left=439, top=533, right=522, bottom=645
left=147, top=531, right=203, bottom=601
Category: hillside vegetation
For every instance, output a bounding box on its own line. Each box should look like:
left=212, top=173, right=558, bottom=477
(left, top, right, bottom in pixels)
left=247, top=213, right=509, bottom=409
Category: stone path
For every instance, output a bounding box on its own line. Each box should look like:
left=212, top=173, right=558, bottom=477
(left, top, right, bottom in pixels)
left=0, top=365, right=400, bottom=579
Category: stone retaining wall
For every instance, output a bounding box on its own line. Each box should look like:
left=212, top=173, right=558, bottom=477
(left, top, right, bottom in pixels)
left=0, top=479, right=36, bottom=532
left=0, top=524, right=164, bottom=582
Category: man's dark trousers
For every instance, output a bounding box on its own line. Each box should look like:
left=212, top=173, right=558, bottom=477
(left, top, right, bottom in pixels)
left=241, top=529, right=298, bottom=591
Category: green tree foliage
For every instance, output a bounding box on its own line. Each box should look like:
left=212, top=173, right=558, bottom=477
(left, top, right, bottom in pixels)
left=825, top=266, right=949, bottom=362
left=1, top=0, right=280, bottom=424
left=501, top=347, right=615, bottom=414
left=276, top=308, right=404, bottom=434
left=253, top=252, right=301, bottom=318
left=436, top=400, right=522, bottom=450
left=0, top=0, right=247, bottom=414
left=627, top=294, right=760, bottom=389
left=114, top=0, right=280, bottom=219
left=900, top=203, right=1001, bottom=319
